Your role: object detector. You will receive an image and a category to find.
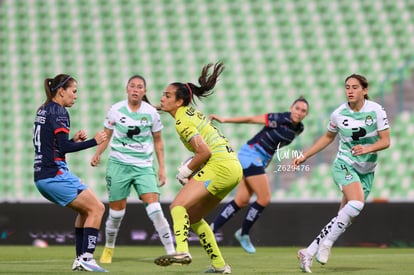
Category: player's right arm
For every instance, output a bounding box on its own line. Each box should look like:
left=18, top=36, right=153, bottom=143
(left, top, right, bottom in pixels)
left=209, top=114, right=266, bottom=124
left=293, top=130, right=337, bottom=165
left=91, top=127, right=113, bottom=167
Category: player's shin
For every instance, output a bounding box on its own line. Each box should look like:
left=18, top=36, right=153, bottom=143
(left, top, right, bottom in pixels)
left=324, top=200, right=364, bottom=246
left=146, top=202, right=175, bottom=254
left=105, top=209, right=125, bottom=248
left=307, top=217, right=336, bottom=256
left=171, top=206, right=190, bottom=253
left=192, top=219, right=226, bottom=269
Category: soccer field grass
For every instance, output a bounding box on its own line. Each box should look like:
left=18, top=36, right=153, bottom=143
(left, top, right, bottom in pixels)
left=0, top=246, right=413, bottom=274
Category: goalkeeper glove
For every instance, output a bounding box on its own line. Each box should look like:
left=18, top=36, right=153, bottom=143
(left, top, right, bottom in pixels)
left=176, top=165, right=193, bottom=185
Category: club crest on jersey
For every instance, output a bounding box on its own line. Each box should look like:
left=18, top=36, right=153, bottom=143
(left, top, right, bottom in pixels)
left=365, top=115, right=373, bottom=126
left=140, top=117, right=148, bottom=126
left=345, top=171, right=353, bottom=181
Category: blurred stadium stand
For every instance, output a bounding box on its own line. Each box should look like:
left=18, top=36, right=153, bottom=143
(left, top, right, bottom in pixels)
left=0, top=0, right=413, bottom=202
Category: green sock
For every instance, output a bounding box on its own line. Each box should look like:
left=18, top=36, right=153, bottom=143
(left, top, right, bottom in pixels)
left=192, top=219, right=226, bottom=268
left=171, top=206, right=190, bottom=253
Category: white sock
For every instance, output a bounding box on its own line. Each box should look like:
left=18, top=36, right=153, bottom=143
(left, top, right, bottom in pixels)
left=146, top=202, right=176, bottom=254
left=307, top=217, right=336, bottom=256
left=105, top=208, right=125, bottom=248
left=81, top=252, right=93, bottom=261
left=324, top=200, right=364, bottom=247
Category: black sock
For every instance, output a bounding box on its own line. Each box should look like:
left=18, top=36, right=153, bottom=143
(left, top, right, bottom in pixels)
left=241, top=201, right=265, bottom=235
left=211, top=200, right=240, bottom=233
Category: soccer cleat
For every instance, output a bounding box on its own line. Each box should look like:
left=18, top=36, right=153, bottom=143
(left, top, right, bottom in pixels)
left=100, top=247, right=114, bottom=264
left=78, top=258, right=109, bottom=272
left=204, top=263, right=232, bottom=274
left=72, top=257, right=80, bottom=271
left=316, top=243, right=331, bottom=265
left=234, top=229, right=256, bottom=254
left=154, top=252, right=192, bottom=266
left=297, top=249, right=313, bottom=273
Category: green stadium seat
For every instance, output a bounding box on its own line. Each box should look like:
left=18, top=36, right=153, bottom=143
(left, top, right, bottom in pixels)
left=1, top=0, right=413, bottom=202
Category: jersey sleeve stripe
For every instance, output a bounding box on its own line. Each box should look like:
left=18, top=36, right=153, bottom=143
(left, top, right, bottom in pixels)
left=54, top=127, right=69, bottom=135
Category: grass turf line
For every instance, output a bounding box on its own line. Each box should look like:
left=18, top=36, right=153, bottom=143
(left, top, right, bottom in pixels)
left=0, top=246, right=413, bottom=274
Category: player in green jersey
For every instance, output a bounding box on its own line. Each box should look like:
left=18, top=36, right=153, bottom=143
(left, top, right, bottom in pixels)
left=91, top=75, right=175, bottom=264
left=294, top=74, right=390, bottom=273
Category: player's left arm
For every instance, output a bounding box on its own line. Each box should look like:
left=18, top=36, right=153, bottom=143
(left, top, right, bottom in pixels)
left=153, top=130, right=166, bottom=186
left=352, top=128, right=390, bottom=156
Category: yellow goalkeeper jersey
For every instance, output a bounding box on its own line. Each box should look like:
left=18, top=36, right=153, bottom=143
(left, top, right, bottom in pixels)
left=175, top=106, right=237, bottom=162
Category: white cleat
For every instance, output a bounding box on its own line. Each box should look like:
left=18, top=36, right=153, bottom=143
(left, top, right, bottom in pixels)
left=204, top=263, right=232, bottom=274
left=297, top=249, right=313, bottom=273
left=316, top=243, right=331, bottom=265
left=78, top=258, right=109, bottom=272
left=72, top=257, right=80, bottom=271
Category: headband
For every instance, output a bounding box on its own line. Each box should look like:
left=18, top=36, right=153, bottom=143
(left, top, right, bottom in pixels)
left=185, top=83, right=193, bottom=103
left=51, top=75, right=72, bottom=92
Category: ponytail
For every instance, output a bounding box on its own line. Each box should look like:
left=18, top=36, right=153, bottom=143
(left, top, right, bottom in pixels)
left=38, top=74, right=74, bottom=111
left=173, top=62, right=225, bottom=106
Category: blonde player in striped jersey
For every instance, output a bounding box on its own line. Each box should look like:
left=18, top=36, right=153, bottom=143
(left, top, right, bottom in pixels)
left=294, top=74, right=390, bottom=273
left=154, top=62, right=242, bottom=274
left=91, top=75, right=175, bottom=264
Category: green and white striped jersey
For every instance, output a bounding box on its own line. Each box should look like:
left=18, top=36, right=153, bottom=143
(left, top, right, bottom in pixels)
left=104, top=100, right=162, bottom=166
left=327, top=100, right=389, bottom=174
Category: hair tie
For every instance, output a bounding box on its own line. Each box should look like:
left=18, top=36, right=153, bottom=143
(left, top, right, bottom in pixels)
left=185, top=83, right=193, bottom=103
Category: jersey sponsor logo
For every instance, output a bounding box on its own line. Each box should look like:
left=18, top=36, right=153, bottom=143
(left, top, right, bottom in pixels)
left=107, top=117, right=115, bottom=126
left=180, top=126, right=192, bottom=139
left=185, top=106, right=196, bottom=116
left=37, top=109, right=47, bottom=116
left=56, top=116, right=69, bottom=129
left=34, top=115, right=46, bottom=124
left=126, top=126, right=140, bottom=138
left=351, top=127, right=366, bottom=141
left=268, top=120, right=277, bottom=127
left=342, top=119, right=349, bottom=126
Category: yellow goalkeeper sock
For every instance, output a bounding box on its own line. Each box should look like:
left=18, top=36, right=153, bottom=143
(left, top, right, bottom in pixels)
left=192, top=219, right=226, bottom=268
left=171, top=206, right=190, bottom=253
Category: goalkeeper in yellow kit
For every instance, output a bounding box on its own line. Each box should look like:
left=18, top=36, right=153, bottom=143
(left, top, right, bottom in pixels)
left=154, top=62, right=242, bottom=274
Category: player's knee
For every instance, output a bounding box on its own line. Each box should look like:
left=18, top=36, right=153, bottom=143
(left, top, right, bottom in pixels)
left=146, top=202, right=163, bottom=218
left=109, top=208, right=126, bottom=219
left=234, top=197, right=249, bottom=208
left=256, top=195, right=271, bottom=206
left=96, top=201, right=105, bottom=216
left=344, top=200, right=364, bottom=218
